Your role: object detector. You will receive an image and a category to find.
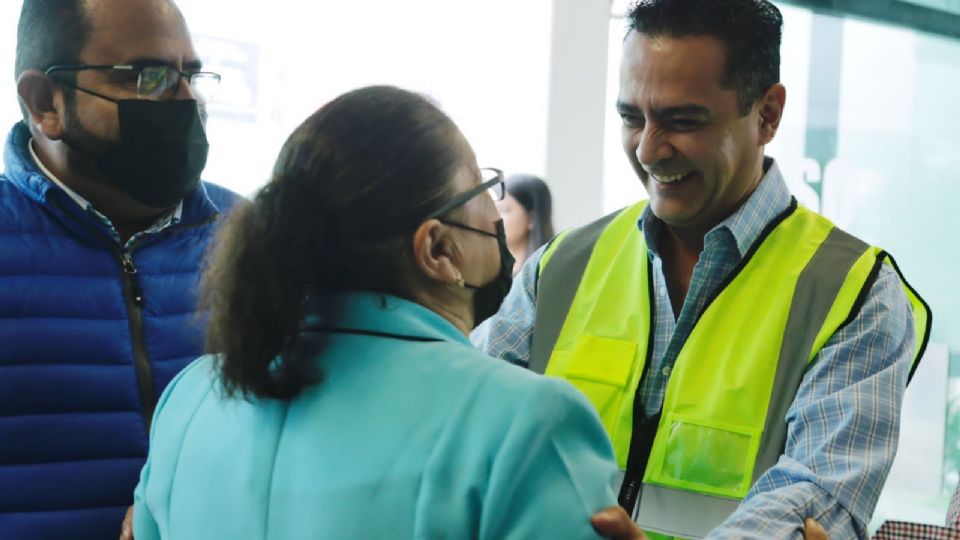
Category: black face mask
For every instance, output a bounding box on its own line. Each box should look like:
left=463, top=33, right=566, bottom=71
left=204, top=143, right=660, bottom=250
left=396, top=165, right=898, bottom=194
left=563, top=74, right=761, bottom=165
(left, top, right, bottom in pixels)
left=63, top=89, right=209, bottom=208
left=441, top=219, right=516, bottom=327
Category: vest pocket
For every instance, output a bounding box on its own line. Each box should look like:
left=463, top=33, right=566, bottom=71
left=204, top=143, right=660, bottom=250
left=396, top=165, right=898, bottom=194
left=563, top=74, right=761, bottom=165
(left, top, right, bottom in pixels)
left=652, top=415, right=758, bottom=498
left=552, top=335, right=637, bottom=438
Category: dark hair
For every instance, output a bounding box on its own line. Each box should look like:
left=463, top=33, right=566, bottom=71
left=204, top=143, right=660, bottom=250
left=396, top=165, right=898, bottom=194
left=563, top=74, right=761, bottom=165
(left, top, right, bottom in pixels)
left=202, top=86, right=467, bottom=400
left=15, top=0, right=92, bottom=120
left=505, top=174, right=554, bottom=258
left=627, top=0, right=782, bottom=114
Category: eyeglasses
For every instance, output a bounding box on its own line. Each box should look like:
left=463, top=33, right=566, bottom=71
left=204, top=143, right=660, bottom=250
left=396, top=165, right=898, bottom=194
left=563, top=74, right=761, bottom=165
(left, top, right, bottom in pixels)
left=428, top=168, right=505, bottom=219
left=45, top=64, right=221, bottom=103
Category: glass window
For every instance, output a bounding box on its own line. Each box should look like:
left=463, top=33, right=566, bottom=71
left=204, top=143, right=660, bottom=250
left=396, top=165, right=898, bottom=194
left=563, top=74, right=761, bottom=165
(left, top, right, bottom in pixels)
left=834, top=16, right=960, bottom=530
left=901, top=0, right=960, bottom=13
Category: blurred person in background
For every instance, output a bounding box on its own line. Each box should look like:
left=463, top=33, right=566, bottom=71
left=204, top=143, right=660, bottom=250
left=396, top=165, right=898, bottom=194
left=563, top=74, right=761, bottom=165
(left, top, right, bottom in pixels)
left=497, top=173, right=555, bottom=275
left=131, top=85, right=648, bottom=540
left=474, top=0, right=930, bottom=538
left=1, top=0, right=239, bottom=538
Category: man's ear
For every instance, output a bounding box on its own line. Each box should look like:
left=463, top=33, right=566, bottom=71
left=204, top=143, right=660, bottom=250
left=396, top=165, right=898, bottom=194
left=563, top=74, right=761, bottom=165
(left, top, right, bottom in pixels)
left=411, top=219, right=463, bottom=286
left=757, top=82, right=786, bottom=145
left=16, top=70, right=66, bottom=140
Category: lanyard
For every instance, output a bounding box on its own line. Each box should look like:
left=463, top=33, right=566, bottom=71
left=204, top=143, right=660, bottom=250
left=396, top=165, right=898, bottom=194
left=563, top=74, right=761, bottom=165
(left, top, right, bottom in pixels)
left=301, top=325, right=443, bottom=343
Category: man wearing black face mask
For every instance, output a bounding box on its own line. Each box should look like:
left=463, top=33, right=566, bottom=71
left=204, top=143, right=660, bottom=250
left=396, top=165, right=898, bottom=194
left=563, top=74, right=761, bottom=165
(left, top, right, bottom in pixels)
left=0, top=1, right=240, bottom=539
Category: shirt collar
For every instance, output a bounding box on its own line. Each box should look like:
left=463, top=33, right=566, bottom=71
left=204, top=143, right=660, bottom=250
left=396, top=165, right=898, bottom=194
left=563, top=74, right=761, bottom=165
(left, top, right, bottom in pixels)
left=28, top=137, right=184, bottom=226
left=28, top=137, right=92, bottom=210
left=639, top=157, right=791, bottom=258
left=305, top=291, right=472, bottom=346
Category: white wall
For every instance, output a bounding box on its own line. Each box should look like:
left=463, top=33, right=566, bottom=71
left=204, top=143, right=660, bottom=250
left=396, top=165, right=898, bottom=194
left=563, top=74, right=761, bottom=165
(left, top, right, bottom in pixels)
left=544, top=0, right=611, bottom=231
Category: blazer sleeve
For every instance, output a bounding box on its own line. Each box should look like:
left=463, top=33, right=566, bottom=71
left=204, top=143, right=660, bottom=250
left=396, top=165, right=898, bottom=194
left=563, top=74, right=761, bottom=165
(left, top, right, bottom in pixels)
left=478, top=377, right=620, bottom=539
left=132, top=357, right=214, bottom=540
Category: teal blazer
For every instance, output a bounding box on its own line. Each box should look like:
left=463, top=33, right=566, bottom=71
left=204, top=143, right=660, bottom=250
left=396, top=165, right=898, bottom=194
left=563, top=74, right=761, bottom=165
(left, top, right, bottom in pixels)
left=134, top=292, right=618, bottom=539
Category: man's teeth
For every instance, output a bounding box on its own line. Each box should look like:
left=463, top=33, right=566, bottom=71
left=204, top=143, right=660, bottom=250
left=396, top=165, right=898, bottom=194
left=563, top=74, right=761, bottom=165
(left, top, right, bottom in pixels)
left=652, top=172, right=690, bottom=184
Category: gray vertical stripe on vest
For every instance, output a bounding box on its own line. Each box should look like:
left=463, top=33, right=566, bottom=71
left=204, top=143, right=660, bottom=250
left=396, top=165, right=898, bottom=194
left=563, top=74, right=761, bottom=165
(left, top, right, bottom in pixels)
left=752, top=226, right=870, bottom=483
left=529, top=209, right=623, bottom=374
left=636, top=484, right=740, bottom=539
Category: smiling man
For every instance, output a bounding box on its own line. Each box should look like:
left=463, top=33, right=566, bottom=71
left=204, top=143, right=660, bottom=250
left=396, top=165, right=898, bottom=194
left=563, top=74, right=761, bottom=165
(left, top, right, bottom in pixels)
left=474, top=0, right=931, bottom=538
left=0, top=1, right=239, bottom=538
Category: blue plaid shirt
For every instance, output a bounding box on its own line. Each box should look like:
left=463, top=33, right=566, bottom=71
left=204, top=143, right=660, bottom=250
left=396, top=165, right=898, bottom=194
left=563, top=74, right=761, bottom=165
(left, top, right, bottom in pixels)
left=472, top=160, right=915, bottom=539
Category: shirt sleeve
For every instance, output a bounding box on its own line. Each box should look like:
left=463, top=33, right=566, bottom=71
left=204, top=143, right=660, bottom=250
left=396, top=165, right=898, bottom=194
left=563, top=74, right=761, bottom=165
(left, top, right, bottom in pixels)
left=706, top=264, right=916, bottom=540
left=478, top=377, right=620, bottom=540
left=470, top=245, right=544, bottom=367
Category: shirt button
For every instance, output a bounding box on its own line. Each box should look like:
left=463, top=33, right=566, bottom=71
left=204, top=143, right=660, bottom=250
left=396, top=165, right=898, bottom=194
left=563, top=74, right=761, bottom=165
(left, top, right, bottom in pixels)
left=659, top=287, right=667, bottom=298
left=662, top=366, right=672, bottom=377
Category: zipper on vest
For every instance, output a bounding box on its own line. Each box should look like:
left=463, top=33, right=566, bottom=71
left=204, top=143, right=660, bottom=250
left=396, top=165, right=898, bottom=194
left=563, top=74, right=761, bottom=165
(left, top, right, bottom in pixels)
left=121, top=252, right=144, bottom=305
left=112, top=215, right=222, bottom=431
left=119, top=250, right=155, bottom=429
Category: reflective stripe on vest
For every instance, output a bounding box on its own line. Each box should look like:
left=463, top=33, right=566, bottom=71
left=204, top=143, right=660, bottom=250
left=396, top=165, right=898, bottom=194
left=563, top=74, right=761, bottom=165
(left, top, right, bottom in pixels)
left=533, top=200, right=931, bottom=539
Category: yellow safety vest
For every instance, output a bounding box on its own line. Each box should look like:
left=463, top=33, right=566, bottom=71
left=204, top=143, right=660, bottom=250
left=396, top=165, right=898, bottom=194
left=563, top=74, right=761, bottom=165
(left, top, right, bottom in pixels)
left=531, top=199, right=930, bottom=540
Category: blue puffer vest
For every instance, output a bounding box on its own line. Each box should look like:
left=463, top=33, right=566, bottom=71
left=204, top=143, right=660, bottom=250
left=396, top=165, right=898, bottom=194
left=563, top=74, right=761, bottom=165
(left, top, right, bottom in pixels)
left=0, top=122, right=241, bottom=539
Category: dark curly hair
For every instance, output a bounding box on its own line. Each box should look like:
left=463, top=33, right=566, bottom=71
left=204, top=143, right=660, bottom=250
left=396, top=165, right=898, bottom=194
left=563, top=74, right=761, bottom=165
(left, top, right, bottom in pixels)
left=202, top=86, right=467, bottom=400
left=627, top=0, right=783, bottom=114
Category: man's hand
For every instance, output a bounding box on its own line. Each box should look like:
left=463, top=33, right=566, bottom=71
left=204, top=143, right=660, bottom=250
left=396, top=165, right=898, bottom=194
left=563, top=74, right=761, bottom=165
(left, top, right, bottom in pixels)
left=591, top=508, right=828, bottom=540
left=803, top=518, right=829, bottom=540
left=119, top=504, right=134, bottom=540
left=591, top=506, right=649, bottom=540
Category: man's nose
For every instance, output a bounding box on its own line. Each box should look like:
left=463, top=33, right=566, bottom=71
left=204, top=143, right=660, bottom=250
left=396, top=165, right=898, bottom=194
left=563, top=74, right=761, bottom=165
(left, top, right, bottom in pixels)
left=637, top=125, right=675, bottom=168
